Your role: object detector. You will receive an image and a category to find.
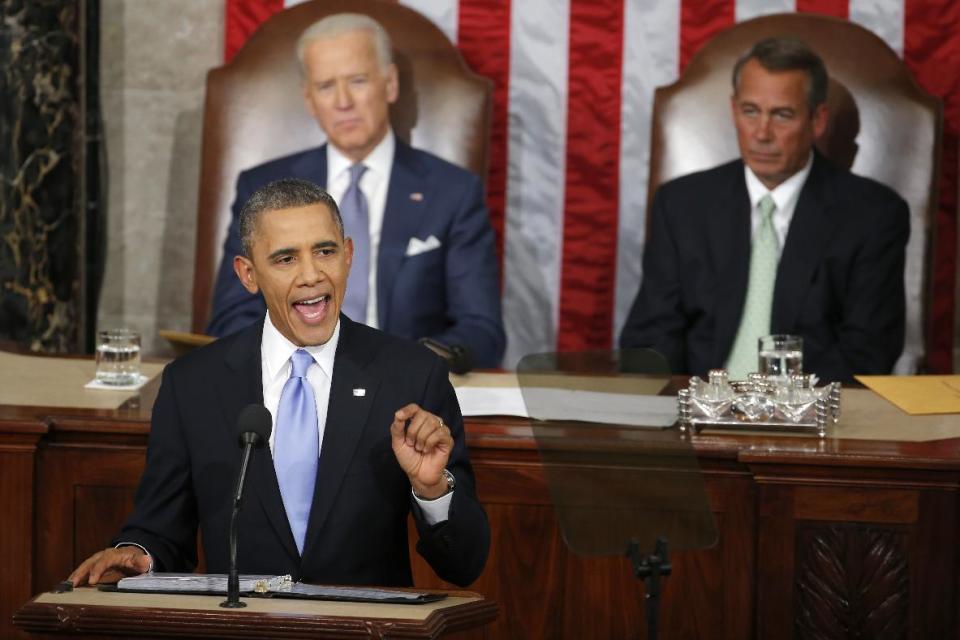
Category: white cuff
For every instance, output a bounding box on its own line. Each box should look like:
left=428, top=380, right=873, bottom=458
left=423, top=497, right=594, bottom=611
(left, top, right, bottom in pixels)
left=114, top=542, right=154, bottom=573
left=412, top=490, right=453, bottom=526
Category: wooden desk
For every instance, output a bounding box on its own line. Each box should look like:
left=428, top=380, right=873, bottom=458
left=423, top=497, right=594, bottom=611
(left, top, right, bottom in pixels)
left=3, top=372, right=960, bottom=639
left=15, top=587, right=494, bottom=639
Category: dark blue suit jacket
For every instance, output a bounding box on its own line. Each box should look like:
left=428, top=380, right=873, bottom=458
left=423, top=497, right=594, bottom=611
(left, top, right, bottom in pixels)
left=620, top=153, right=909, bottom=383
left=116, top=316, right=489, bottom=587
left=207, top=141, right=506, bottom=368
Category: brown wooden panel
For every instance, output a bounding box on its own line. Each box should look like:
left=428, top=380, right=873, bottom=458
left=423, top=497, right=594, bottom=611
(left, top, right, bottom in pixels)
left=1, top=451, right=37, bottom=640
left=712, top=476, right=756, bottom=640
left=794, top=486, right=919, bottom=524
left=911, top=490, right=958, bottom=636
left=73, top=486, right=138, bottom=564
left=756, top=484, right=798, bottom=639
left=33, top=446, right=146, bottom=592
left=794, top=523, right=909, bottom=639
left=0, top=422, right=45, bottom=640
left=757, top=481, right=959, bottom=640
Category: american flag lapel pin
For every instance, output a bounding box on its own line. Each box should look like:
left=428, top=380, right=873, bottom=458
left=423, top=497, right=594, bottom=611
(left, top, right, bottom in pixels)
left=409, top=192, right=424, bottom=202
left=353, top=388, right=366, bottom=397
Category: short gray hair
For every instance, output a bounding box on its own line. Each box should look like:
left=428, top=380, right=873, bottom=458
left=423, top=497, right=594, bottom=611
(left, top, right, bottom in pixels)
left=296, top=13, right=393, bottom=72
left=732, top=37, right=828, bottom=112
left=239, top=178, right=343, bottom=257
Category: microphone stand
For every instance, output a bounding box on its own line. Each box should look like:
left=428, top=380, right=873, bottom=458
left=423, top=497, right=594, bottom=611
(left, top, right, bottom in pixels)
left=626, top=536, right=672, bottom=640
left=220, top=434, right=258, bottom=608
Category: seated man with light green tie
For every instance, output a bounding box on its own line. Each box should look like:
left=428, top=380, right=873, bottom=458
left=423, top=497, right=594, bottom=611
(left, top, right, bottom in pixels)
left=619, top=37, right=909, bottom=383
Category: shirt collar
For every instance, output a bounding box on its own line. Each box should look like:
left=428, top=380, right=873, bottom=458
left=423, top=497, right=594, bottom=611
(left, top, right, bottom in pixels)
left=261, top=312, right=340, bottom=383
left=744, top=151, right=813, bottom=212
left=326, top=128, right=395, bottom=185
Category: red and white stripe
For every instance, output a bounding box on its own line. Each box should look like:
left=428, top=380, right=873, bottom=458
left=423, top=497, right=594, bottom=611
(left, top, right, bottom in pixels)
left=225, top=0, right=960, bottom=371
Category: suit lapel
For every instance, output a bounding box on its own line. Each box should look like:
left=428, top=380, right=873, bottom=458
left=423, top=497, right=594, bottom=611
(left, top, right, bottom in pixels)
left=301, top=317, right=381, bottom=560
left=377, top=142, right=430, bottom=330
left=219, top=321, right=300, bottom=564
left=772, top=156, right=838, bottom=332
left=711, top=164, right=753, bottom=364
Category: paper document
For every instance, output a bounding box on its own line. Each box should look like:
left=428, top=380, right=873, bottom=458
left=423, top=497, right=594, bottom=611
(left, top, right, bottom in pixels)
left=856, top=375, right=960, bottom=415
left=455, top=386, right=677, bottom=428
left=455, top=386, right=528, bottom=417
left=115, top=572, right=438, bottom=603
left=117, top=573, right=290, bottom=593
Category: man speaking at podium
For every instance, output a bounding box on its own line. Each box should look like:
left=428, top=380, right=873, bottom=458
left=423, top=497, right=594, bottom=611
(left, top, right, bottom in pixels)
left=69, top=179, right=489, bottom=588
left=206, top=13, right=505, bottom=369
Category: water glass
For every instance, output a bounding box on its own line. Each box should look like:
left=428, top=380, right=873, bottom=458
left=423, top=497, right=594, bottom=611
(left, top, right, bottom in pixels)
left=758, top=334, right=803, bottom=379
left=95, top=329, right=141, bottom=386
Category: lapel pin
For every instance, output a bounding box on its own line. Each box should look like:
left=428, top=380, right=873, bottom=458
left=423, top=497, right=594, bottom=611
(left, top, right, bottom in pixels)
left=353, top=388, right=366, bottom=397
left=409, top=192, right=424, bottom=202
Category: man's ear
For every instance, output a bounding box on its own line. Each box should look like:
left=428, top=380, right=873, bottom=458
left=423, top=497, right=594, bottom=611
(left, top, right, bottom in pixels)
left=233, top=255, right=259, bottom=294
left=812, top=103, right=829, bottom=140
left=385, top=63, right=399, bottom=105
left=343, top=236, right=354, bottom=271
left=302, top=82, right=318, bottom=120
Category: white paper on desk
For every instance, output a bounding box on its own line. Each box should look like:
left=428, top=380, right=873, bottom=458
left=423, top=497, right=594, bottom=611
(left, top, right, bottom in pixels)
left=456, top=386, right=677, bottom=428
left=456, top=386, right=529, bottom=417
left=117, top=572, right=428, bottom=602
left=117, top=572, right=289, bottom=593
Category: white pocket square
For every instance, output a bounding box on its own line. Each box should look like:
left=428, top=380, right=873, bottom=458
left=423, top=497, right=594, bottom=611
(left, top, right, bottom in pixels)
left=405, top=235, right=442, bottom=257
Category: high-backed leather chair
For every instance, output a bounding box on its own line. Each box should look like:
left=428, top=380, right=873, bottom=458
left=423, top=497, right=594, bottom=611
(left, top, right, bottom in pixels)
left=648, top=13, right=941, bottom=372
left=191, top=0, right=492, bottom=333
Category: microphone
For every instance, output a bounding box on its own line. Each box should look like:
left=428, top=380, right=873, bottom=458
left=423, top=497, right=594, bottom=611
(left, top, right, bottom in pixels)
left=418, top=338, right=473, bottom=374
left=221, top=404, right=272, bottom=609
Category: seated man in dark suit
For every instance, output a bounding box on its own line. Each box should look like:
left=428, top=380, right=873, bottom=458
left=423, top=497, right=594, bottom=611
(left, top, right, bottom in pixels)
left=620, top=37, right=909, bottom=383
left=69, top=178, right=489, bottom=588
left=207, top=13, right=505, bottom=369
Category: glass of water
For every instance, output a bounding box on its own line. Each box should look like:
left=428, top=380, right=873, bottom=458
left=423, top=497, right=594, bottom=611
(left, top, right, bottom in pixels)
left=758, top=334, right=803, bottom=380
left=95, top=329, right=141, bottom=386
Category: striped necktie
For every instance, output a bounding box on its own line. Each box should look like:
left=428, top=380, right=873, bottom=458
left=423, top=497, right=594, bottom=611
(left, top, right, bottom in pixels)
left=726, top=193, right=779, bottom=379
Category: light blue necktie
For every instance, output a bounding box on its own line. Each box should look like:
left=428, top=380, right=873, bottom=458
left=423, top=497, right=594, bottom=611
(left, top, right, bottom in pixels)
left=341, top=164, right=369, bottom=322
left=274, top=349, right=319, bottom=554
left=726, top=194, right=780, bottom=378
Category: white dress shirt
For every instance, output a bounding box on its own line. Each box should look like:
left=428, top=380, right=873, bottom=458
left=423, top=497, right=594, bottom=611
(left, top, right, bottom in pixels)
left=326, top=130, right=396, bottom=329
left=261, top=312, right=337, bottom=454
left=261, top=313, right=451, bottom=524
left=743, top=151, right=814, bottom=248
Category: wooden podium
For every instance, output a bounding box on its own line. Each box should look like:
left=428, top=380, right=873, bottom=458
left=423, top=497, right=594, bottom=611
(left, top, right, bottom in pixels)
left=14, top=587, right=496, bottom=639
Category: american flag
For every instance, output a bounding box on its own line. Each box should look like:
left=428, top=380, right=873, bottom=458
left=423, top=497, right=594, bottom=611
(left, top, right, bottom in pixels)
left=225, top=0, right=960, bottom=371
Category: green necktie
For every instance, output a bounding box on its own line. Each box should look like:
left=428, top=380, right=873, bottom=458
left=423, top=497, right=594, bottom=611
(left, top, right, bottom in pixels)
left=726, top=194, right=779, bottom=378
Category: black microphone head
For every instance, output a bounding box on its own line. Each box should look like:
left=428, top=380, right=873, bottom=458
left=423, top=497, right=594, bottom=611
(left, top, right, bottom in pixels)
left=448, top=345, right=472, bottom=375
left=237, top=404, right=272, bottom=448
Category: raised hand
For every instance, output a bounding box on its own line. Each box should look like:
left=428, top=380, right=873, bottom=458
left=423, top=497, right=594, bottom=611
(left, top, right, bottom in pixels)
left=390, top=403, right=453, bottom=499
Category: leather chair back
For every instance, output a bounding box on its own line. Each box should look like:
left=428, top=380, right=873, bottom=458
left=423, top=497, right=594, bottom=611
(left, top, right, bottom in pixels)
left=648, top=13, right=941, bottom=371
left=191, top=0, right=492, bottom=332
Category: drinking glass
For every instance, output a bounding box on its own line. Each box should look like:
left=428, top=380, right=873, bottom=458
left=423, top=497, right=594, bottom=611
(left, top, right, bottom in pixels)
left=758, top=334, right=803, bottom=379
left=95, top=329, right=141, bottom=386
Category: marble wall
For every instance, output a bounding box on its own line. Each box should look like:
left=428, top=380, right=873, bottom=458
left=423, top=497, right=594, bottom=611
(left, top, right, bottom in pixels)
left=0, top=1, right=84, bottom=352
left=96, top=0, right=222, bottom=355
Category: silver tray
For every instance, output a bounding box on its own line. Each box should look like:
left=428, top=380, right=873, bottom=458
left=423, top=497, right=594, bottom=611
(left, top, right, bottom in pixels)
left=677, top=378, right=842, bottom=439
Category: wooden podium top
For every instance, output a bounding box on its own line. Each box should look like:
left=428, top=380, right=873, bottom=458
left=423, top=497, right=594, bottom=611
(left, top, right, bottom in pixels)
left=16, top=587, right=496, bottom=639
